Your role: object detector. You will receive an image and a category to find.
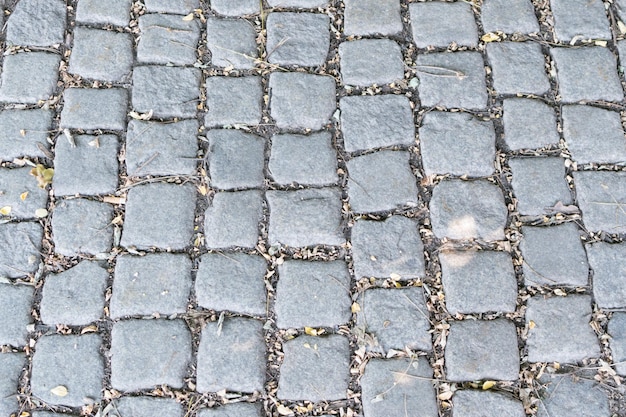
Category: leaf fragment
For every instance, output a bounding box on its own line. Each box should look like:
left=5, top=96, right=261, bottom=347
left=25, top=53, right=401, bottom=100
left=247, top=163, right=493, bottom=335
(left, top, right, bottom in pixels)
left=129, top=110, right=153, bottom=120
left=304, top=327, right=319, bottom=336
left=276, top=404, right=293, bottom=416
left=50, top=385, right=68, bottom=397
left=20, top=191, right=29, bottom=201
left=351, top=302, right=361, bottom=313
left=438, top=390, right=453, bottom=400
left=482, top=380, right=496, bottom=390
left=35, top=208, right=48, bottom=218
left=182, top=12, right=194, bottom=21
left=29, top=164, right=54, bottom=188
left=0, top=206, right=12, bottom=216
left=481, top=32, right=502, bottom=43
left=553, top=288, right=567, bottom=297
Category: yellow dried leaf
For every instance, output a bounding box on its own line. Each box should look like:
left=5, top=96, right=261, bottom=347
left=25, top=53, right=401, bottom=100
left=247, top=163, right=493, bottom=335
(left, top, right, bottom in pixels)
left=529, top=320, right=536, bottom=329
left=198, top=185, right=208, bottom=196
left=481, top=32, right=501, bottom=43
left=276, top=404, right=293, bottom=416
left=438, top=390, right=453, bottom=400
left=20, top=191, right=29, bottom=201
left=482, top=380, right=496, bottom=390
left=50, top=385, right=68, bottom=397
left=29, top=164, right=54, bottom=188
left=351, top=302, right=361, bottom=313
left=20, top=129, right=26, bottom=137
left=35, top=208, right=48, bottom=218
left=182, top=12, right=194, bottom=21
left=553, top=288, right=566, bottom=297
left=0, top=206, right=12, bottom=216
left=304, top=327, right=318, bottom=336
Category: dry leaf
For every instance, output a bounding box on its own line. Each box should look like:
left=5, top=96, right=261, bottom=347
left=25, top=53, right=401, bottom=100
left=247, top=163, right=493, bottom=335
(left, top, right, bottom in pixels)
left=482, top=380, right=496, bottom=390
left=81, top=324, right=98, bottom=334
left=129, top=110, right=153, bottom=120
left=351, top=302, right=361, bottom=313
left=389, top=273, right=401, bottom=280
left=595, top=40, right=607, bottom=47
left=619, top=20, right=626, bottom=34
left=0, top=206, right=11, bottom=216
left=197, top=185, right=208, bottom=196
left=276, top=404, right=293, bottom=416
left=29, top=164, right=54, bottom=188
left=50, top=385, right=68, bottom=397
left=182, top=12, right=194, bottom=21
left=438, top=390, right=453, bottom=400
left=553, top=288, right=567, bottom=297
left=481, top=32, right=502, bottom=43
left=35, top=208, right=48, bottom=218
left=304, top=327, right=318, bottom=336
left=529, top=320, right=536, bottom=329
left=545, top=201, right=580, bottom=215
left=20, top=191, right=29, bottom=201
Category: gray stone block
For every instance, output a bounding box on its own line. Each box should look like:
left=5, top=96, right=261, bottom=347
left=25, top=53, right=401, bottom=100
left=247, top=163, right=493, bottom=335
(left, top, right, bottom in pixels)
left=574, top=171, right=626, bottom=234
left=502, top=98, right=559, bottom=150
left=0, top=52, right=60, bottom=104
left=269, top=72, right=336, bottom=130
left=440, top=251, right=517, bottom=314
left=346, top=151, right=418, bottom=213
left=207, top=129, right=265, bottom=189
left=339, top=39, right=404, bottom=86
left=357, top=288, right=431, bottom=353
left=275, top=260, right=351, bottom=328
left=197, top=317, right=266, bottom=393
left=0, top=222, right=43, bottom=279
left=551, top=47, right=623, bottom=103
left=409, top=2, right=478, bottom=48
left=6, top=0, right=66, bottom=46
left=31, top=335, right=104, bottom=407
left=452, top=390, right=525, bottom=417
left=278, top=334, right=350, bottom=401
left=110, top=319, right=191, bottom=390
left=361, top=357, right=436, bottom=417
left=205, top=76, right=263, bottom=127
left=429, top=180, right=507, bottom=241
left=269, top=132, right=338, bottom=185
left=487, top=42, right=550, bottom=95
left=132, top=66, right=200, bottom=118
left=60, top=88, right=128, bottom=130
left=351, top=216, right=425, bottom=280
left=562, top=105, right=626, bottom=164
left=481, top=0, right=539, bottom=34
left=343, top=0, right=402, bottom=36
left=69, top=27, right=133, bottom=82
left=267, top=0, right=328, bottom=7
left=206, top=17, right=257, bottom=69
left=416, top=52, right=488, bottom=109
left=40, top=261, right=107, bottom=326
left=53, top=134, right=119, bottom=196
left=76, top=0, right=132, bottom=26
left=267, top=12, right=329, bottom=67
left=197, top=403, right=262, bottom=417
left=126, top=119, right=198, bottom=176
left=138, top=14, right=200, bottom=65
left=144, top=0, right=199, bottom=14
left=587, top=242, right=626, bottom=309
left=550, top=0, right=611, bottom=42
left=446, top=319, right=519, bottom=381
left=0, top=109, right=53, bottom=161
left=420, top=111, right=495, bottom=177
left=0, top=284, right=33, bottom=346
left=509, top=157, right=572, bottom=216
left=0, top=353, right=24, bottom=417
left=339, top=95, right=414, bottom=152
left=0, top=167, right=49, bottom=219
left=211, top=0, right=260, bottom=16
left=196, top=253, right=266, bottom=316
left=52, top=199, right=114, bottom=256
left=113, top=397, right=184, bottom=417
left=267, top=188, right=344, bottom=247
left=526, top=295, right=599, bottom=363
left=608, top=312, right=626, bottom=375
left=111, top=254, right=192, bottom=318
left=204, top=190, right=263, bottom=248
left=537, top=373, right=609, bottom=417
left=121, top=183, right=196, bottom=250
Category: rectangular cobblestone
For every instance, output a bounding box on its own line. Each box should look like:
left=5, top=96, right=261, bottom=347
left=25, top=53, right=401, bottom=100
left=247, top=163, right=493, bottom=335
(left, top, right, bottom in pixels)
left=132, top=66, right=200, bottom=119
left=480, top=0, right=539, bottom=34
left=69, top=27, right=133, bottom=82
left=0, top=109, right=53, bottom=161
left=0, top=353, right=24, bottom=417
left=266, top=12, right=330, bottom=67
left=211, top=0, right=260, bottom=16
left=5, top=0, right=65, bottom=47
left=60, top=88, right=128, bottom=131
left=550, top=0, right=611, bottom=42
left=608, top=312, right=626, bottom=375
left=537, top=373, right=609, bottom=417
left=207, top=129, right=265, bottom=189
left=587, top=242, right=626, bottom=309
left=573, top=171, right=626, bottom=234
left=0, top=52, right=60, bottom=104
left=0, top=222, right=43, bottom=279
left=339, top=39, right=404, bottom=87
left=51, top=199, right=114, bottom=256
left=343, top=0, right=402, bottom=37
left=409, top=2, right=478, bottom=48
left=486, top=42, right=550, bottom=95
left=76, top=0, right=132, bottom=27
left=137, top=14, right=200, bottom=65
left=502, top=98, right=559, bottom=150
left=452, top=390, right=526, bottom=417
left=0, top=284, right=34, bottom=346
left=205, top=76, right=263, bottom=127
left=144, top=0, right=199, bottom=14
left=0, top=167, right=49, bottom=220
left=113, top=397, right=184, bottom=417
left=206, top=17, right=258, bottom=69
left=204, top=190, right=263, bottom=248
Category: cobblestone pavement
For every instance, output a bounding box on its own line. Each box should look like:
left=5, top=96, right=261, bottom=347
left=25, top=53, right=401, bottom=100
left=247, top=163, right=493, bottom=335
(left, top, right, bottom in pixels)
left=1, top=0, right=626, bottom=416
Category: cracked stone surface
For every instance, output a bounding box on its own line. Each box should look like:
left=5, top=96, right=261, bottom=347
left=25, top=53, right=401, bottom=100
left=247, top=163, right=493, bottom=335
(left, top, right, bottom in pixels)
left=573, top=171, right=626, bottom=234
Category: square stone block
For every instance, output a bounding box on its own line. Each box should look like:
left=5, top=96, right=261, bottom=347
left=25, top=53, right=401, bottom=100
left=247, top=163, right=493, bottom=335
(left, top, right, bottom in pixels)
left=502, top=99, right=559, bottom=150
left=6, top=0, right=65, bottom=47
left=481, top=0, right=539, bottom=34
left=207, top=129, right=265, bottom=189
left=346, top=151, right=418, bottom=213
left=343, top=0, right=402, bottom=36
left=0, top=109, right=53, bottom=161
left=550, top=0, right=611, bottom=42
left=537, top=373, right=609, bottom=417
left=573, top=171, right=626, bottom=234
left=339, top=39, right=404, bottom=86
left=0, top=52, right=60, bottom=104
left=487, top=42, right=550, bottom=95
left=197, top=403, right=262, bottom=417
left=587, top=242, right=626, bottom=309
left=0, top=353, right=24, bottom=417
left=205, top=76, right=262, bottom=127
left=0, top=222, right=43, bottom=279
left=452, top=390, right=526, bottom=417
left=351, top=216, right=425, bottom=280
left=266, top=12, right=330, bottom=67
left=60, top=88, right=128, bottom=130
left=144, top=0, right=199, bottom=14
left=113, top=397, right=184, bottom=417
left=211, top=0, right=260, bottom=16
left=608, top=312, right=626, bottom=375
left=0, top=167, right=49, bottom=219
left=409, top=2, right=478, bottom=48
left=204, top=190, right=263, bottom=248
left=76, top=0, right=132, bottom=26
left=52, top=199, right=114, bottom=256
left=206, top=17, right=257, bottom=69
left=138, top=14, right=200, bottom=65
left=69, top=27, right=133, bottom=82
left=132, top=66, right=201, bottom=118
left=0, top=284, right=33, bottom=346
left=419, top=111, right=495, bottom=177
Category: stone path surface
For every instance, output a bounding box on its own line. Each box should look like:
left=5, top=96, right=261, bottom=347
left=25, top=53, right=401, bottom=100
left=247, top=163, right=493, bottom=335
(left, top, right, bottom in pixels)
left=0, top=0, right=626, bottom=416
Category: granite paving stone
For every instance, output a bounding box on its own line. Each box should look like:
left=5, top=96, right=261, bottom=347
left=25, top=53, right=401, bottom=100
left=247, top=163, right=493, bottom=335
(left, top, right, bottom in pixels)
left=197, top=403, right=262, bottom=417
left=275, top=260, right=351, bottom=328
left=269, top=132, right=338, bottom=185
left=144, top=0, right=199, bottom=14
left=0, top=284, right=33, bottom=346
left=551, top=47, right=623, bottom=103
left=132, top=66, right=200, bottom=119
left=0, top=222, right=43, bottom=279
left=415, top=52, right=488, bottom=109
left=277, top=334, right=350, bottom=402
left=351, top=216, right=425, bottom=280
left=0, top=167, right=49, bottom=220
left=573, top=171, right=626, bottom=234
left=587, top=242, right=626, bottom=309
left=53, top=134, right=120, bottom=196
left=519, top=223, right=589, bottom=287
left=419, top=111, right=496, bottom=177
left=125, top=119, right=198, bottom=176
left=339, top=39, right=404, bottom=87
left=0, top=353, right=24, bottom=417
left=343, top=0, right=402, bottom=36
left=110, top=319, right=191, bottom=391
left=137, top=14, right=200, bottom=65
left=608, top=312, right=626, bottom=375
left=346, top=151, right=418, bottom=213
left=502, top=98, right=559, bottom=150
left=0, top=52, right=60, bottom=104
left=197, top=317, right=266, bottom=393
left=429, top=180, right=507, bottom=241
left=268, top=0, right=328, bottom=7
left=206, top=17, right=258, bottom=69
left=205, top=76, right=263, bottom=127
left=0, top=109, right=53, bottom=161
left=5, top=0, right=66, bottom=46
left=269, top=72, right=336, bottom=130
left=526, top=295, right=600, bottom=363
left=207, top=129, right=265, bottom=189
left=562, top=105, right=626, bottom=164
left=409, top=2, right=478, bottom=48
left=40, top=261, right=107, bottom=326
left=196, top=253, right=267, bottom=316
left=480, top=0, right=539, bottom=34
left=31, top=334, right=104, bottom=407
left=440, top=251, right=517, bottom=314
left=452, top=390, right=526, bottom=417
left=120, top=183, right=196, bottom=250
left=60, top=88, right=128, bottom=131
left=339, top=95, right=414, bottom=152
left=537, top=373, right=610, bottom=417
left=52, top=199, right=114, bottom=256
left=487, top=42, right=550, bottom=95
left=204, top=190, right=263, bottom=248
left=361, top=357, right=437, bottom=417
left=210, top=0, right=259, bottom=16
left=266, top=12, right=330, bottom=67
left=111, top=254, right=192, bottom=318
left=445, top=319, right=519, bottom=381
left=76, top=0, right=132, bottom=27
left=112, top=397, right=184, bottom=417
left=356, top=287, right=431, bottom=353
left=267, top=188, right=344, bottom=247
left=618, top=0, right=626, bottom=21
left=550, top=0, right=611, bottom=42
left=508, top=157, right=572, bottom=216
left=69, top=27, right=134, bottom=82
